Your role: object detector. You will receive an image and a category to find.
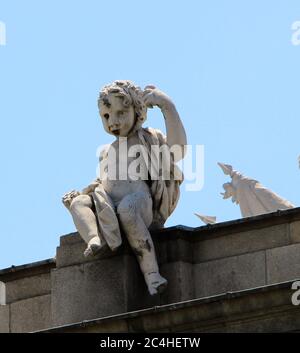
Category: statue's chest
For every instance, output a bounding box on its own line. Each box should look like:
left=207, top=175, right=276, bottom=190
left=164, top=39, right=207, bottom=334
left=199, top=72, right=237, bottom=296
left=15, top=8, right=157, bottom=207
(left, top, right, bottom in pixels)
left=101, top=136, right=149, bottom=180
left=112, top=137, right=146, bottom=166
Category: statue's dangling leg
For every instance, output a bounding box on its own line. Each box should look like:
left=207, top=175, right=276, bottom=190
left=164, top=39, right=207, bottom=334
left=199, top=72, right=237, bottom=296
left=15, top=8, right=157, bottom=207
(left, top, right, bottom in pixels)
left=69, top=195, right=107, bottom=257
left=117, top=192, right=167, bottom=295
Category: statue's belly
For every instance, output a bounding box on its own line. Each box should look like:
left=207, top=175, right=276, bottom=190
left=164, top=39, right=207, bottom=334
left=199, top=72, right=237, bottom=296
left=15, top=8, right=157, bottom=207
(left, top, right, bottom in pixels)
left=102, top=178, right=150, bottom=205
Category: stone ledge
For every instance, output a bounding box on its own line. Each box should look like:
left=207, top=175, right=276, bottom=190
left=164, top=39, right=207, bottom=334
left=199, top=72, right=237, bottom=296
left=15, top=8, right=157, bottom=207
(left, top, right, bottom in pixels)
left=2, top=207, right=298, bottom=274
left=152, top=207, right=300, bottom=242
left=3, top=207, right=300, bottom=332
left=49, top=207, right=300, bottom=327
left=5, top=273, right=52, bottom=304
left=54, top=207, right=300, bottom=270
left=0, top=259, right=55, bottom=283
left=57, top=207, right=300, bottom=246
left=36, top=280, right=300, bottom=333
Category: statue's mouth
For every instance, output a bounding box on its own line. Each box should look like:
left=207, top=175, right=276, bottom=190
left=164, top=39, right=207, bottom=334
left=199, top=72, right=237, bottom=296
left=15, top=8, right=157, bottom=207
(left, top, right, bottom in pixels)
left=111, top=129, right=120, bottom=136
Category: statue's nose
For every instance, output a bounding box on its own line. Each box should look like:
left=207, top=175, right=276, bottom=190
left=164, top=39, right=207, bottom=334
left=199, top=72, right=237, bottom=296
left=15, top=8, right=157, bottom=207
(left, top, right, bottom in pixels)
left=109, top=115, right=120, bottom=127
left=109, top=123, right=120, bottom=131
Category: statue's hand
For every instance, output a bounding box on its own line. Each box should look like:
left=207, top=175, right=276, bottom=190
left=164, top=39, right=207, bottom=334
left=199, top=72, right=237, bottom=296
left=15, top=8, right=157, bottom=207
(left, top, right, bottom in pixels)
left=81, top=180, right=100, bottom=195
left=143, top=85, right=174, bottom=111
left=62, top=190, right=81, bottom=209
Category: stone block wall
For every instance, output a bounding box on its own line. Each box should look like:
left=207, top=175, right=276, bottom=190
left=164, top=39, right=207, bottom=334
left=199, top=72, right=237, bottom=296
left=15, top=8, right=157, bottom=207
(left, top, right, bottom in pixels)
left=1, top=207, right=300, bottom=332
left=0, top=260, right=55, bottom=332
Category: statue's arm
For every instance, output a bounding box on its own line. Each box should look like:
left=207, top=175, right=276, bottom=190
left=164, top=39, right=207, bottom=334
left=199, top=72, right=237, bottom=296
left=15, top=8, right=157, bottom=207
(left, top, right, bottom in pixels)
left=161, top=102, right=187, bottom=161
left=143, top=86, right=187, bottom=162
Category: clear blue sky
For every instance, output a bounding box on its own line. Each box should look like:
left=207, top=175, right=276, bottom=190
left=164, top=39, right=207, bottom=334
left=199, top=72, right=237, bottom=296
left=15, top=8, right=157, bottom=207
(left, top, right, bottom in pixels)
left=0, top=1, right=299, bottom=268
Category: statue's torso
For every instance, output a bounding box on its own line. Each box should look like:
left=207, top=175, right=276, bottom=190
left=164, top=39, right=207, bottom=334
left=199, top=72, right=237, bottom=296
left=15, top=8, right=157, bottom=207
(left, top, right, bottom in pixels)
left=100, top=133, right=151, bottom=205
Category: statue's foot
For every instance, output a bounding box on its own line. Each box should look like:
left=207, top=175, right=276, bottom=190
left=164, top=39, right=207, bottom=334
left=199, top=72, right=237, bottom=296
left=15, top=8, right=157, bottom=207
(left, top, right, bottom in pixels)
left=83, top=236, right=108, bottom=258
left=145, top=272, right=168, bottom=296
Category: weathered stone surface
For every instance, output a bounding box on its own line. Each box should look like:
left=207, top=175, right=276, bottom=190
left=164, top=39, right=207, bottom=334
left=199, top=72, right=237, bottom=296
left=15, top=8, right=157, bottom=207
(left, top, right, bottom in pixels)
left=266, top=243, right=300, bottom=284
left=51, top=256, right=128, bottom=326
left=56, top=241, right=91, bottom=268
left=83, top=319, right=130, bottom=333
left=219, top=311, right=300, bottom=333
left=123, top=255, right=160, bottom=312
left=0, top=305, right=9, bottom=333
left=289, top=221, right=300, bottom=244
left=59, top=232, right=81, bottom=246
left=193, top=224, right=289, bottom=263
left=5, top=273, right=51, bottom=304
left=10, top=295, right=51, bottom=333
left=41, top=281, right=298, bottom=333
left=194, top=251, right=266, bottom=298
left=0, top=259, right=55, bottom=283
left=4, top=208, right=300, bottom=332
left=156, top=238, right=192, bottom=265
left=160, top=261, right=194, bottom=305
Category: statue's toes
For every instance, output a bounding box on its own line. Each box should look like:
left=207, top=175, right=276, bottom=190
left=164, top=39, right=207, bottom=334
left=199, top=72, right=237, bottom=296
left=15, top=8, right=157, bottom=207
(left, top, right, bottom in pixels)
left=84, top=243, right=109, bottom=258
left=153, top=277, right=168, bottom=294
left=147, top=275, right=168, bottom=295
left=83, top=246, right=94, bottom=258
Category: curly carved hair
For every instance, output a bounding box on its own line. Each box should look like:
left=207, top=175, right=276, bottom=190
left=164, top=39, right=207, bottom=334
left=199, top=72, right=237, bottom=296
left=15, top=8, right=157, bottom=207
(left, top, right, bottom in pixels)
left=98, top=80, right=147, bottom=131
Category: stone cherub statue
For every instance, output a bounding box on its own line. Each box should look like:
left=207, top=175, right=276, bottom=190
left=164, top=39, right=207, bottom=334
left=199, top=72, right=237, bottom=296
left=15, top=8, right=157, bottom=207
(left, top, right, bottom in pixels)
left=219, top=162, right=295, bottom=217
left=62, top=80, right=187, bottom=295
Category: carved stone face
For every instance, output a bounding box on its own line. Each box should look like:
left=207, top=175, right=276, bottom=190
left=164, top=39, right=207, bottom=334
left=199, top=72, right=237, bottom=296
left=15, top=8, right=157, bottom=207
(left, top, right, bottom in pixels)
left=99, top=94, right=135, bottom=137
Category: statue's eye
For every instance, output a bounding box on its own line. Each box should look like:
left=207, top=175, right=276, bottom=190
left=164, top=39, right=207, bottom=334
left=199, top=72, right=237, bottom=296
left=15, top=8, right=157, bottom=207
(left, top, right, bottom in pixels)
left=104, top=113, right=109, bottom=119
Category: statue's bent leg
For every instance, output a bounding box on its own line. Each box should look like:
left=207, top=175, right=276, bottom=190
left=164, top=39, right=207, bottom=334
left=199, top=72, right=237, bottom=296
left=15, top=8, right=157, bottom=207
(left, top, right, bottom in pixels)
left=69, top=195, right=106, bottom=257
left=117, top=192, right=167, bottom=295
